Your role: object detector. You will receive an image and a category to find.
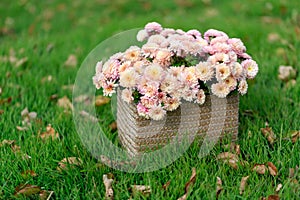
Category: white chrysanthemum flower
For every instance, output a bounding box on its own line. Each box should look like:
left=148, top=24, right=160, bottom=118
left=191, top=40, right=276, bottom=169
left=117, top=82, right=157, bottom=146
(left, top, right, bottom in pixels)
left=238, top=79, right=248, bottom=95
left=160, top=28, right=176, bottom=37
left=195, top=89, right=206, bottom=104
left=95, top=61, right=103, bottom=74
left=211, top=82, right=230, bottom=98
left=163, top=97, right=180, bottom=111
left=124, top=46, right=141, bottom=61
left=119, top=61, right=131, bottom=73
left=231, top=62, right=244, bottom=80
left=119, top=68, right=139, bottom=88
left=216, top=63, right=231, bottom=81
left=223, top=75, right=237, bottom=91
left=137, top=29, right=149, bottom=42
left=148, top=35, right=166, bottom=45
left=160, top=74, right=178, bottom=93
left=121, top=88, right=133, bottom=103
left=144, top=64, right=164, bottom=81
left=195, top=62, right=214, bottom=82
left=103, top=80, right=118, bottom=96
left=142, top=42, right=159, bottom=57
left=242, top=59, right=258, bottom=79
left=148, top=105, right=166, bottom=120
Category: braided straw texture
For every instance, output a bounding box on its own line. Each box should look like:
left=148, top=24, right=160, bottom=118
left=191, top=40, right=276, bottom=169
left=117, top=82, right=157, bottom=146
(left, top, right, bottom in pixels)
left=117, top=90, right=239, bottom=156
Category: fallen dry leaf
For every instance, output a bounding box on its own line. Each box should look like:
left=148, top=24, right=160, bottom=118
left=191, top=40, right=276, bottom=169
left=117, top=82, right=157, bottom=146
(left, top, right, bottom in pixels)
left=0, top=139, right=15, bottom=147
left=178, top=167, right=196, bottom=200
left=39, top=190, right=54, bottom=200
left=15, top=57, right=28, bottom=67
left=132, top=185, right=151, bottom=197
left=291, top=131, right=300, bottom=143
left=62, top=84, right=74, bottom=91
left=21, top=107, right=37, bottom=127
left=80, top=110, right=98, bottom=122
left=267, top=162, right=278, bottom=176
left=103, top=174, right=114, bottom=200
left=21, top=170, right=37, bottom=178
left=267, top=194, right=280, bottom=200
left=64, top=54, right=77, bottom=67
left=57, top=157, right=82, bottom=171
left=57, top=96, right=73, bottom=111
left=100, top=155, right=137, bottom=169
left=39, top=124, right=59, bottom=140
left=253, top=164, right=267, bottom=175
left=217, top=152, right=239, bottom=169
left=74, top=94, right=90, bottom=103
left=16, top=126, right=29, bottom=131
left=11, top=144, right=21, bottom=153
left=275, top=183, right=283, bottom=193
left=162, top=180, right=171, bottom=191
left=239, top=176, right=249, bottom=195
left=278, top=66, right=297, bottom=82
left=41, top=75, right=53, bottom=83
left=109, top=121, right=117, bottom=131
left=268, top=33, right=280, bottom=43
left=95, top=95, right=110, bottom=106
left=261, top=126, right=276, bottom=145
left=14, top=184, right=41, bottom=197
left=216, top=176, right=223, bottom=199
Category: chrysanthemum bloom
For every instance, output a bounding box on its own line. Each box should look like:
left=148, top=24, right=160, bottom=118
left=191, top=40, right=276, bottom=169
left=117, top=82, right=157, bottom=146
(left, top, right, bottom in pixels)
left=211, top=82, right=230, bottom=98
left=102, top=80, right=118, bottom=96
left=176, top=29, right=186, bottom=35
left=223, top=75, right=237, bottom=91
left=137, top=102, right=148, bottom=118
left=211, top=42, right=231, bottom=54
left=160, top=74, right=178, bottom=94
left=195, top=89, right=206, bottom=104
left=168, top=39, right=185, bottom=57
left=210, top=36, right=228, bottom=45
left=144, top=64, right=164, bottom=81
left=216, top=63, right=231, bottom=81
left=119, top=68, right=139, bottom=88
left=160, top=28, right=176, bottom=37
left=203, top=29, right=228, bottom=41
left=242, top=59, right=258, bottom=79
left=92, top=73, right=105, bottom=89
left=142, top=42, right=159, bottom=58
left=119, top=61, right=132, bottom=73
left=121, top=88, right=133, bottom=103
left=163, top=96, right=180, bottom=111
left=186, top=29, right=201, bottom=39
left=214, top=52, right=230, bottom=63
left=148, top=105, right=166, bottom=120
left=168, top=66, right=185, bottom=79
left=227, top=51, right=238, bottom=63
left=138, top=78, right=159, bottom=96
left=182, top=66, right=198, bottom=86
left=124, top=46, right=141, bottom=61
left=182, top=40, right=202, bottom=56
left=148, top=35, right=166, bottom=45
left=102, top=59, right=119, bottom=77
left=238, top=79, right=248, bottom=95
left=145, top=22, right=163, bottom=34
left=140, top=96, right=159, bottom=109
left=153, top=49, right=172, bottom=67
left=182, top=86, right=195, bottom=102
left=133, top=60, right=149, bottom=74
left=137, top=29, right=149, bottom=42
left=195, top=62, right=214, bottom=82
left=228, top=38, right=246, bottom=55
left=95, top=61, right=103, bottom=74
left=230, top=62, right=244, bottom=80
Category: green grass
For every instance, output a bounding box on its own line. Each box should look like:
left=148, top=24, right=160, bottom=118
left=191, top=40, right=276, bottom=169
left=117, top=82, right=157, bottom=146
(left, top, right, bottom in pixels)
left=1, top=0, right=300, bottom=199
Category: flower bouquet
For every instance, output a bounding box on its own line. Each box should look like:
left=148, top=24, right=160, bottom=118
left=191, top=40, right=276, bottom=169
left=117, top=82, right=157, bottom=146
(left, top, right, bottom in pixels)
left=93, top=22, right=258, bottom=155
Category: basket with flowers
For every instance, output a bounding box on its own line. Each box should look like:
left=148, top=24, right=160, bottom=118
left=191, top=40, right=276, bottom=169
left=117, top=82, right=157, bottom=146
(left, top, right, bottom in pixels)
left=93, top=22, right=258, bottom=156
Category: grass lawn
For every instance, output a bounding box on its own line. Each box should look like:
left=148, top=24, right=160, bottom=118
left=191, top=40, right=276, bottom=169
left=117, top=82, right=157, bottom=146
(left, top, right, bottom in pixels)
left=1, top=0, right=300, bottom=199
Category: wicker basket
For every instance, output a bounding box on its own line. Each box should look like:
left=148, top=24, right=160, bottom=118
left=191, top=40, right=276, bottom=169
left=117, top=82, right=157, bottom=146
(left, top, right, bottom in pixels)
left=117, top=90, right=239, bottom=156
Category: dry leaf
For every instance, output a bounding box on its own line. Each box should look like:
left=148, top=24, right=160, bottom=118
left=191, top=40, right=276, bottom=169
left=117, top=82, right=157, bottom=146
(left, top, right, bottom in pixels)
left=80, top=110, right=98, bottom=122
left=16, top=126, right=28, bottom=131
left=278, top=66, right=297, bottom=82
left=21, top=170, right=37, bottom=177
left=62, top=84, right=74, bottom=90
left=14, top=184, right=41, bottom=197
left=74, top=94, right=89, bottom=103
left=39, top=190, right=54, bottom=200
left=178, top=168, right=196, bottom=200
left=216, top=176, right=223, bottom=199
left=267, top=162, right=278, bottom=176
left=267, top=194, right=280, bottom=200
left=39, top=124, right=59, bottom=140
left=291, top=131, right=300, bottom=143
left=162, top=180, right=171, bottom=191
left=100, top=155, right=136, bottom=169
left=268, top=33, right=280, bottom=43
left=15, top=57, right=28, bottom=67
left=41, top=75, right=53, bottom=83
left=95, top=95, right=110, bottom=106
left=275, top=183, right=283, bottom=193
left=57, top=157, right=82, bottom=171
left=253, top=164, right=267, bottom=175
left=57, top=96, right=73, bottom=111
left=132, top=185, right=151, bottom=197
left=64, top=54, right=77, bottom=67
left=0, top=139, right=15, bottom=147
left=239, top=176, right=249, bottom=195
left=103, top=174, right=114, bottom=200
left=217, top=152, right=239, bottom=169
left=0, top=87, right=2, bottom=95
left=261, top=126, right=276, bottom=145
left=0, top=109, right=4, bottom=115
left=109, top=121, right=117, bottom=131
left=11, top=144, right=21, bottom=153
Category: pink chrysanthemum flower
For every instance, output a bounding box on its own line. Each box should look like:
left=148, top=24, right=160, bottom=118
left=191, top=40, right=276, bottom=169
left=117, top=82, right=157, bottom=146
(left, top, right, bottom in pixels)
left=148, top=35, right=166, bottom=45
left=195, top=89, right=206, bottom=104
left=242, top=59, right=259, bottom=79
left=216, top=63, right=231, bottom=81
left=195, top=62, right=214, bottom=82
left=228, top=38, right=246, bottom=55
left=124, top=46, right=141, bottom=61
left=153, top=49, right=172, bottom=67
left=148, top=105, right=166, bottom=120
left=223, top=75, right=237, bottom=91
left=204, top=29, right=228, bottom=41
left=145, top=22, right=163, bottom=34
left=144, top=64, right=164, bottom=81
left=119, top=68, right=139, bottom=88
left=121, top=88, right=134, bottom=103
left=137, top=29, right=149, bottom=42
left=137, top=102, right=149, bottom=118
left=186, top=29, right=201, bottom=39
left=163, top=97, right=180, bottom=111
left=102, top=80, right=118, bottom=96
left=119, top=61, right=132, bottom=73
left=238, top=79, right=248, bottom=95
left=230, top=62, right=245, bottom=80
left=160, top=28, right=176, bottom=37
left=211, top=82, right=230, bottom=98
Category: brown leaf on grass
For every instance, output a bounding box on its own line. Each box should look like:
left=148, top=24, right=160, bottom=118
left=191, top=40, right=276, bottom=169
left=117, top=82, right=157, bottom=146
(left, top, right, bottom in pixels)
left=239, top=176, right=249, bottom=195
left=216, top=176, right=223, bottom=199
left=80, top=110, right=98, bottom=123
left=253, top=164, right=267, bottom=175
left=21, top=107, right=37, bottom=127
left=132, top=185, right=151, bottom=197
left=109, top=121, right=117, bottom=131
left=291, top=131, right=300, bottom=143
left=15, top=57, right=28, bottom=67
left=0, top=139, right=15, bottom=147
left=0, top=109, right=4, bottom=115
left=39, top=190, right=54, bottom=200
left=39, top=124, right=59, bottom=140
left=62, top=84, right=74, bottom=91
left=16, top=126, right=29, bottom=131
left=14, top=184, right=41, bottom=197
left=103, top=174, right=114, bottom=200
left=21, top=170, right=37, bottom=179
left=178, top=168, right=196, bottom=200
left=267, top=162, right=278, bottom=176
left=57, top=157, right=82, bottom=171
left=267, top=194, right=280, bottom=200
left=275, top=183, right=283, bottom=193
left=267, top=33, right=280, bottom=43
left=100, top=155, right=137, bottom=169
left=57, top=96, right=73, bottom=111
left=74, top=94, right=90, bottom=103
left=162, top=180, right=171, bottom=191
left=41, top=75, right=53, bottom=83
left=278, top=66, right=297, bottom=82
left=95, top=95, right=110, bottom=106
left=64, top=54, right=77, bottom=67
left=261, top=126, right=276, bottom=145
left=11, top=144, right=21, bottom=153
left=217, top=152, right=239, bottom=169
